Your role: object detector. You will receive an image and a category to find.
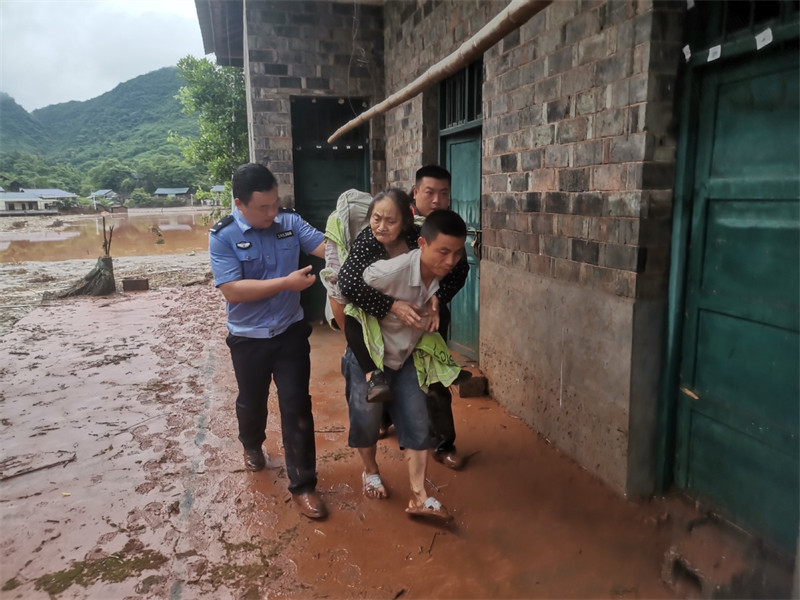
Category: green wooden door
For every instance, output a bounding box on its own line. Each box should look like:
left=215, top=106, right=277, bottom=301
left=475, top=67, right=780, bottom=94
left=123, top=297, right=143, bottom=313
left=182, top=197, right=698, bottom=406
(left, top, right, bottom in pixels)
left=444, top=130, right=481, bottom=359
left=291, top=97, right=369, bottom=323
left=294, top=147, right=368, bottom=322
left=675, top=49, right=799, bottom=550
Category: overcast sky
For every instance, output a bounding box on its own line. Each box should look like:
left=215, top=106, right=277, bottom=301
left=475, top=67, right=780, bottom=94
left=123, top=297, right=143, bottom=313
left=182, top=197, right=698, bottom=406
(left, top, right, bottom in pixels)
left=0, top=0, right=209, bottom=112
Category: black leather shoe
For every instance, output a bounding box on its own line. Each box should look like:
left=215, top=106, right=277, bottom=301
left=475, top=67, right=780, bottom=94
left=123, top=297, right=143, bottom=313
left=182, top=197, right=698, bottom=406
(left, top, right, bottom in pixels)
left=293, top=491, right=328, bottom=519
left=433, top=451, right=464, bottom=470
left=367, top=370, right=394, bottom=403
left=243, top=447, right=266, bottom=472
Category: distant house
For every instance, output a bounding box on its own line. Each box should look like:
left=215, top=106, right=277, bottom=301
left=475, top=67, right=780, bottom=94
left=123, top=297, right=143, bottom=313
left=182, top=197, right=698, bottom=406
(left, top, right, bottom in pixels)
left=153, top=187, right=191, bottom=203
left=89, top=189, right=119, bottom=202
left=1, top=188, right=75, bottom=212
left=209, top=185, right=227, bottom=206
left=20, top=188, right=78, bottom=205
left=0, top=191, right=53, bottom=211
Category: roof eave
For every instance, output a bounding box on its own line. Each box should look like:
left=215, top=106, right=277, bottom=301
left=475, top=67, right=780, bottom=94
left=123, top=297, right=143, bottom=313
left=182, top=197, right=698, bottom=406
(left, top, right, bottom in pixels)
left=194, top=0, right=244, bottom=68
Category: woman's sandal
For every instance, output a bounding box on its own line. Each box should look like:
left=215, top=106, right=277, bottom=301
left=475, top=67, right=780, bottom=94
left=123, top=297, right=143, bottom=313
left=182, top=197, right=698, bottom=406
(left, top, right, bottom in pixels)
left=405, top=497, right=453, bottom=523
left=362, top=471, right=388, bottom=499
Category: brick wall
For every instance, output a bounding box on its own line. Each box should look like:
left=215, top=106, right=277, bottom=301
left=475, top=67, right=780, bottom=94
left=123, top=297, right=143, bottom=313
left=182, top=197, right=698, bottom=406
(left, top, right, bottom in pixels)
left=383, top=0, right=503, bottom=186
left=244, top=0, right=386, bottom=201
left=381, top=0, right=684, bottom=495
left=481, top=0, right=684, bottom=300
left=478, top=0, right=683, bottom=494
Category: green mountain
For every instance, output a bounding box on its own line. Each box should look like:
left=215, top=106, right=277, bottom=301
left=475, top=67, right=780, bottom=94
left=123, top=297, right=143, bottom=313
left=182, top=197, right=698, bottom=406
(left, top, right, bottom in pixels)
left=0, top=93, right=51, bottom=153
left=2, top=67, right=198, bottom=168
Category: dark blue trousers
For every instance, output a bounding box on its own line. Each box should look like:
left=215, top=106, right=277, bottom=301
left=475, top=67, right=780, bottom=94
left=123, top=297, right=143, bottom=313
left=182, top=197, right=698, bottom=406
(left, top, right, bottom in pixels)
left=226, top=319, right=317, bottom=495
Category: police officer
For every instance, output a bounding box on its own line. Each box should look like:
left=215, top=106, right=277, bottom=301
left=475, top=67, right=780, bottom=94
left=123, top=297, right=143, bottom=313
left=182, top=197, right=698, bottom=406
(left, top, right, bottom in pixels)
left=209, top=163, right=328, bottom=519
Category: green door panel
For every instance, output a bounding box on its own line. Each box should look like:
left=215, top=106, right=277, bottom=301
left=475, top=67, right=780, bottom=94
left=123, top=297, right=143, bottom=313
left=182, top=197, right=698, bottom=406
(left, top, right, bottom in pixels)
left=699, top=200, right=800, bottom=328
left=675, top=47, right=799, bottom=551
left=294, top=148, right=368, bottom=231
left=444, top=131, right=481, bottom=359
left=680, top=410, right=799, bottom=551
left=294, top=147, right=368, bottom=322
left=709, top=67, right=799, bottom=179
left=693, top=311, right=799, bottom=435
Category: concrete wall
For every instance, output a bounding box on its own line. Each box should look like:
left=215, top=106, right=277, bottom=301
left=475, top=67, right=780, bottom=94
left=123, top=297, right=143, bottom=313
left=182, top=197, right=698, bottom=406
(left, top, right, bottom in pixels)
left=481, top=263, right=635, bottom=491
left=242, top=0, right=387, bottom=202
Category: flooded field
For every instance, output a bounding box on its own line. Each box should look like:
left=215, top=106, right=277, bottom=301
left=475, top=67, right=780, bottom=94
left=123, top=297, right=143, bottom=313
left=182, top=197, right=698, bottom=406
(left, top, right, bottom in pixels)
left=0, top=211, right=212, bottom=263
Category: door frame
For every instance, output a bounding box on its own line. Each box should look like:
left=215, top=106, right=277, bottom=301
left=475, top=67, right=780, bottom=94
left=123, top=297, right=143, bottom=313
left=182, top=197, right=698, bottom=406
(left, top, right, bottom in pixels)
left=440, top=127, right=482, bottom=359
left=656, top=16, right=800, bottom=491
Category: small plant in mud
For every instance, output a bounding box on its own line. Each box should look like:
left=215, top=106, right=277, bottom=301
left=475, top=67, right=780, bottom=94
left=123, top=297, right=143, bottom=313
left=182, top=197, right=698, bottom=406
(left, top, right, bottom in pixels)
left=201, top=535, right=285, bottom=592
left=2, top=577, right=20, bottom=591
left=319, top=448, right=353, bottom=462
left=34, top=539, right=168, bottom=597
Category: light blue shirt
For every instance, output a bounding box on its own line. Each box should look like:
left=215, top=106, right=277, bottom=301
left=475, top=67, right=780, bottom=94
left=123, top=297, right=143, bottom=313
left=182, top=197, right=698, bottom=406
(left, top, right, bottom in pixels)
left=209, top=206, right=324, bottom=338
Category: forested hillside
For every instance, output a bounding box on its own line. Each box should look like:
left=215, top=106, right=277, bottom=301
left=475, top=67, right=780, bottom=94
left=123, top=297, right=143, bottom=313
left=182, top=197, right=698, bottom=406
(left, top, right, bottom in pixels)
left=2, top=67, right=197, bottom=164
left=0, top=94, right=51, bottom=154
left=30, top=67, right=197, bottom=164
left=0, top=67, right=205, bottom=196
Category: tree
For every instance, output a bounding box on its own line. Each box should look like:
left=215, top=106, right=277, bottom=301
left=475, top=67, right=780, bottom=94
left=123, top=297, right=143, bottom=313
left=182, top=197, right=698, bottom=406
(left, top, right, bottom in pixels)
left=129, top=187, right=153, bottom=207
left=132, top=154, right=205, bottom=193
left=87, top=158, right=133, bottom=191
left=171, top=56, right=248, bottom=184
left=0, top=151, right=83, bottom=191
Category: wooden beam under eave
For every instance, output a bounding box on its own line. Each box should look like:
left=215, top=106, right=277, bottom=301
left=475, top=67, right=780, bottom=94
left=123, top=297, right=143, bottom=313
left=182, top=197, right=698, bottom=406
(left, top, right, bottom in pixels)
left=327, top=0, right=552, bottom=143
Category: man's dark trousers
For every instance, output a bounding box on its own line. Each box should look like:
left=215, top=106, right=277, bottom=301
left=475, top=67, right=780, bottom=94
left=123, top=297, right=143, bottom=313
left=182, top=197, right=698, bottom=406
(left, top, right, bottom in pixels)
left=226, top=319, right=317, bottom=494
left=429, top=305, right=457, bottom=453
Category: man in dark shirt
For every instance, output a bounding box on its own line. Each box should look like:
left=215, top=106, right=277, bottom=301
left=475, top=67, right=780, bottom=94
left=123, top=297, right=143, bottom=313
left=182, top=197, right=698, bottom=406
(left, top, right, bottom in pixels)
left=410, top=165, right=469, bottom=470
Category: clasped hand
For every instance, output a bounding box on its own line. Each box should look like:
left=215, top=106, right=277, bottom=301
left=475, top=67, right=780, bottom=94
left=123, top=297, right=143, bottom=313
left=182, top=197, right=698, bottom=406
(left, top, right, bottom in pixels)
left=390, top=297, right=439, bottom=332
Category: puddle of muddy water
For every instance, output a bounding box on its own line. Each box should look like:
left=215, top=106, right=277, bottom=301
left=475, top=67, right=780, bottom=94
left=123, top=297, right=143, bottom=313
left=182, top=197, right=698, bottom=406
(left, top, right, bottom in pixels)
left=0, top=213, right=211, bottom=262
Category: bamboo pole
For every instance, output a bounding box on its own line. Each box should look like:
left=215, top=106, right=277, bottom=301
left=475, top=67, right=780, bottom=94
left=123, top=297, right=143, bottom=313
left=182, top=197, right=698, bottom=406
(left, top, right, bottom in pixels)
left=328, top=0, right=552, bottom=143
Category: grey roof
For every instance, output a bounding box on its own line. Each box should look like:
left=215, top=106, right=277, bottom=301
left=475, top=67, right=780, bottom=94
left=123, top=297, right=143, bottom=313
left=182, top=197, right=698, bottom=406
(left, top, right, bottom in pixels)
left=90, top=189, right=116, bottom=196
left=20, top=188, right=78, bottom=199
left=210, top=185, right=226, bottom=193
left=0, top=191, right=46, bottom=200
left=154, top=187, right=190, bottom=195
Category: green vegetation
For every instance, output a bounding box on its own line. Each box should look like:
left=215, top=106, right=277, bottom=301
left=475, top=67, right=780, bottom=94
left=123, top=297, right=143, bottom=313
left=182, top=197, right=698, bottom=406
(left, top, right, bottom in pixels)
left=34, top=539, right=168, bottom=596
left=0, top=63, right=246, bottom=201
left=2, top=577, right=20, bottom=591
left=171, top=56, right=249, bottom=184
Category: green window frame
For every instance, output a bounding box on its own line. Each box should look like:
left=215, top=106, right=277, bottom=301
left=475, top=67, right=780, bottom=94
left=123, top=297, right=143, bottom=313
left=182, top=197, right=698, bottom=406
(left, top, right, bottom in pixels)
left=439, top=59, right=483, bottom=135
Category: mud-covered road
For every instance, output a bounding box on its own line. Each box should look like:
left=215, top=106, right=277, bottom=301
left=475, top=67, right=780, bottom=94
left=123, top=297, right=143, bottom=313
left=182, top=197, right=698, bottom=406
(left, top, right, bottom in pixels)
left=0, top=282, right=685, bottom=599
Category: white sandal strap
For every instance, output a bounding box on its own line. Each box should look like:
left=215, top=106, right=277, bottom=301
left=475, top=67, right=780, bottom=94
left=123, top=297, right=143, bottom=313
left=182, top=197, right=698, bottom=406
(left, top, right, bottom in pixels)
left=363, top=472, right=384, bottom=489
left=423, top=497, right=443, bottom=510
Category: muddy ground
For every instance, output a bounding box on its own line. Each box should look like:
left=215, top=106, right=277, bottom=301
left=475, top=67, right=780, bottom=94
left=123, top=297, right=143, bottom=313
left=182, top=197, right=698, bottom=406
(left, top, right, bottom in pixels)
left=0, top=276, right=694, bottom=599
left=0, top=210, right=213, bottom=336
left=1, top=214, right=733, bottom=598
left=0, top=252, right=212, bottom=336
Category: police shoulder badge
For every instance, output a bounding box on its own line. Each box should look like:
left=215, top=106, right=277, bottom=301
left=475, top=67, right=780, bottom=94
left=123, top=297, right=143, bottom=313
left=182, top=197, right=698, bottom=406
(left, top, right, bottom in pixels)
left=236, top=241, right=252, bottom=249
left=209, top=214, right=234, bottom=234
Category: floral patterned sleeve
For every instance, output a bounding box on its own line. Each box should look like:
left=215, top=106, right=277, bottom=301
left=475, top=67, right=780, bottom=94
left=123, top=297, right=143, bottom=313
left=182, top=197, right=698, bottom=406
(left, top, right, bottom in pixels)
left=339, top=228, right=395, bottom=320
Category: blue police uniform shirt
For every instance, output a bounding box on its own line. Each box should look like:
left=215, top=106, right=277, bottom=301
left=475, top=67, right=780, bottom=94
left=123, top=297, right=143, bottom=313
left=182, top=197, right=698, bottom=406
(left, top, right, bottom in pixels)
left=209, top=206, right=324, bottom=338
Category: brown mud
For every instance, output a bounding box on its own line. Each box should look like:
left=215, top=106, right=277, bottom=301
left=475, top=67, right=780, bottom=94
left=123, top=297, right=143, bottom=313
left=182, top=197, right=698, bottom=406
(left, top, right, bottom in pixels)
left=0, top=283, right=686, bottom=599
